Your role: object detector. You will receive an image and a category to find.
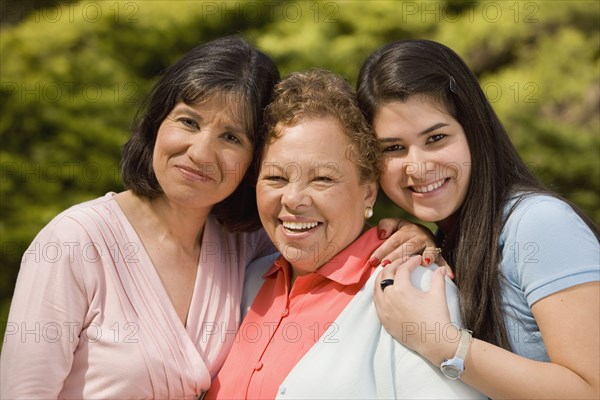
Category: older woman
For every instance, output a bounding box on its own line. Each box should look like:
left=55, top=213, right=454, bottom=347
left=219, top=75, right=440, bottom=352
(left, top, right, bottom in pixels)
left=0, top=36, right=280, bottom=399
left=205, top=69, right=483, bottom=399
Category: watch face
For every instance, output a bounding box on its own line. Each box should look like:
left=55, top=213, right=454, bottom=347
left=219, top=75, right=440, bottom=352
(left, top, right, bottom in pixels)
left=441, top=364, right=462, bottom=380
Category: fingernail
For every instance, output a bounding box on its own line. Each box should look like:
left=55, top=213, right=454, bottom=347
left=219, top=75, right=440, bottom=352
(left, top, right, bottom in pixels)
left=378, top=229, right=386, bottom=239
left=369, top=257, right=380, bottom=266
left=424, top=257, right=431, bottom=264
left=381, top=259, right=391, bottom=267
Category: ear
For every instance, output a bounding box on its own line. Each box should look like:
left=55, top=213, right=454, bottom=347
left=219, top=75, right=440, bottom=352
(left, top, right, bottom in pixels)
left=363, top=181, right=378, bottom=208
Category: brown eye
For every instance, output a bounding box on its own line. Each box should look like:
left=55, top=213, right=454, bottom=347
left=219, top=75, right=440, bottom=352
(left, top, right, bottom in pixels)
left=179, top=118, right=199, bottom=130
left=382, top=144, right=404, bottom=152
left=426, top=134, right=446, bottom=144
left=222, top=132, right=243, bottom=145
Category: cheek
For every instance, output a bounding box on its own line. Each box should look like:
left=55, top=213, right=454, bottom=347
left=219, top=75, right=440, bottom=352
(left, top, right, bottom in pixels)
left=256, top=186, right=278, bottom=216
left=456, top=163, right=472, bottom=192
left=256, top=185, right=269, bottom=209
left=451, top=146, right=472, bottom=185
left=256, top=189, right=280, bottom=240
left=152, top=130, right=180, bottom=166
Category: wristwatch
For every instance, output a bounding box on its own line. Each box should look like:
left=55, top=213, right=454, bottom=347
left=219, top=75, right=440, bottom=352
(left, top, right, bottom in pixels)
left=440, top=328, right=472, bottom=379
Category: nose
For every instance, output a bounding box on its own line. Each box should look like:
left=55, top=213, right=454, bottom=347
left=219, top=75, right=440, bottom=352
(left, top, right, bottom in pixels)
left=403, top=146, right=423, bottom=179
left=186, top=134, right=218, bottom=165
left=403, top=147, right=434, bottom=181
left=281, top=183, right=312, bottom=211
left=185, top=133, right=222, bottom=178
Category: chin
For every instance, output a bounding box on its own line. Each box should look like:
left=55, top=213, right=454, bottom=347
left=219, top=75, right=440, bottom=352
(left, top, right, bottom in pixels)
left=414, top=210, right=449, bottom=224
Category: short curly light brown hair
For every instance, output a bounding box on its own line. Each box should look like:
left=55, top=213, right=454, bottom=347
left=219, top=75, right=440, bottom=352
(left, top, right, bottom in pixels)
left=260, top=69, right=381, bottom=183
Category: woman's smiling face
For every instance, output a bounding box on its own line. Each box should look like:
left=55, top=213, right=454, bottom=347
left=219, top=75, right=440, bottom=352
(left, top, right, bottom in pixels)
left=256, top=116, right=376, bottom=275
left=152, top=98, right=253, bottom=211
left=373, top=96, right=471, bottom=230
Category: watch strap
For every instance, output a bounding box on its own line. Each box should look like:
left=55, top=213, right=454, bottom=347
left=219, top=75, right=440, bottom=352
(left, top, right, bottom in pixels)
left=454, top=328, right=472, bottom=361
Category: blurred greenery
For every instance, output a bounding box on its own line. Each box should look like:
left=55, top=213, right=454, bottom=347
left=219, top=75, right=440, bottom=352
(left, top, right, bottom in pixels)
left=1, top=0, right=599, bottom=319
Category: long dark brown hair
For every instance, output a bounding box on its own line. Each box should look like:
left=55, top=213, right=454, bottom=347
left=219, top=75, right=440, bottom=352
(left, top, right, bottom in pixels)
left=357, top=39, right=599, bottom=349
left=121, top=35, right=280, bottom=231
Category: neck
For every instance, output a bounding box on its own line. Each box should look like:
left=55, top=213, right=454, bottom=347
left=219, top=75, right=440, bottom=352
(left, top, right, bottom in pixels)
left=116, top=191, right=210, bottom=251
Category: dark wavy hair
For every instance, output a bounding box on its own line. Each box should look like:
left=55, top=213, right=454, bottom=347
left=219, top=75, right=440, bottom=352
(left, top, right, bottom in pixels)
left=357, top=39, right=599, bottom=350
left=121, top=36, right=280, bottom=231
left=262, top=69, right=381, bottom=184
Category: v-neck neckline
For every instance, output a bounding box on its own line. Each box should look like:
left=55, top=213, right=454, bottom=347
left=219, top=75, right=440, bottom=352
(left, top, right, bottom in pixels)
left=106, top=193, right=204, bottom=340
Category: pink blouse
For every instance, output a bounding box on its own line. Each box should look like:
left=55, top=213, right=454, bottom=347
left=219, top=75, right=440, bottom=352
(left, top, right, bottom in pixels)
left=0, top=193, right=273, bottom=399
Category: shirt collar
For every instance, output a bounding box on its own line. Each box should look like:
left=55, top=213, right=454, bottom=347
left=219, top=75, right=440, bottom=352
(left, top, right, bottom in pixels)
left=263, top=227, right=384, bottom=286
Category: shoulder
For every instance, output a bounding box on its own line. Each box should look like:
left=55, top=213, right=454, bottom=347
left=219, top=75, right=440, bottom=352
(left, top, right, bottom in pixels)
left=504, top=194, right=585, bottom=225
left=500, top=194, right=599, bottom=304
left=32, top=193, right=118, bottom=244
left=501, top=194, right=596, bottom=243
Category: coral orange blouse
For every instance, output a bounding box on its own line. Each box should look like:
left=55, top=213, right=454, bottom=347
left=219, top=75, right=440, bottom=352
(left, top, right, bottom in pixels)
left=206, top=228, right=382, bottom=399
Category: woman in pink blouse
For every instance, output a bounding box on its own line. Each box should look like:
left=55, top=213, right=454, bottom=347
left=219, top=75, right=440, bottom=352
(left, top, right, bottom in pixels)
left=0, top=36, right=280, bottom=399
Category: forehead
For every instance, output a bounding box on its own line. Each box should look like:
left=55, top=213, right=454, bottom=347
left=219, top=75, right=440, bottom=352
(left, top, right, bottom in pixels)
left=262, top=117, right=361, bottom=172
left=267, top=117, right=350, bottom=151
left=374, top=97, right=455, bottom=134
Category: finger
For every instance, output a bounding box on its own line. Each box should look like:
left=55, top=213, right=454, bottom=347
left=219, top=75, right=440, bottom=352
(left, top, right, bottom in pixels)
left=375, top=256, right=415, bottom=297
left=376, top=218, right=403, bottom=240
left=373, top=273, right=387, bottom=305
left=392, top=254, right=423, bottom=289
left=443, top=265, right=455, bottom=280
left=430, top=266, right=448, bottom=298
left=375, top=261, right=400, bottom=285
left=380, top=243, right=421, bottom=267
left=371, top=233, right=427, bottom=264
left=371, top=238, right=408, bottom=266
left=374, top=267, right=399, bottom=304
left=435, top=257, right=455, bottom=280
left=421, top=246, right=443, bottom=266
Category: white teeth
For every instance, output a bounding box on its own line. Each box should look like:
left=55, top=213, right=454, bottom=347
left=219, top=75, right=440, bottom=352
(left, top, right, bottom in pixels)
left=282, top=221, right=319, bottom=231
left=412, top=179, right=445, bottom=193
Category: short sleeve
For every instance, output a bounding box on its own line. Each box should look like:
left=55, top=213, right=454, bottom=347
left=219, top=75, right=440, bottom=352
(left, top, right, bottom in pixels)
left=501, top=196, right=599, bottom=306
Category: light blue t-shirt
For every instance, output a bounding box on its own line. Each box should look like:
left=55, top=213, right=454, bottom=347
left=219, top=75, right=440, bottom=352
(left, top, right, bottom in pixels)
left=498, top=195, right=599, bottom=361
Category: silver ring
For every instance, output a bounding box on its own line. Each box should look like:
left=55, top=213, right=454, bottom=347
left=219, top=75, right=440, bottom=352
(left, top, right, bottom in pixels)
left=380, top=279, right=395, bottom=291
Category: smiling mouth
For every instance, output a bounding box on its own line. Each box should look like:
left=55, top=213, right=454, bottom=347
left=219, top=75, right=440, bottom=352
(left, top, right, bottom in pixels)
left=177, top=166, right=214, bottom=181
left=410, top=178, right=448, bottom=193
left=281, top=220, right=321, bottom=233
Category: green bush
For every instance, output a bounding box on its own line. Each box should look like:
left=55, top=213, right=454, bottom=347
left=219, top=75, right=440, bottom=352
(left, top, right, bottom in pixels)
left=1, top=0, right=598, bottom=306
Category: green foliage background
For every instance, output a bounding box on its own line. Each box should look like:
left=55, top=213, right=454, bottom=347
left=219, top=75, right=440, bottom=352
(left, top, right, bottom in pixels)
left=1, top=1, right=599, bottom=317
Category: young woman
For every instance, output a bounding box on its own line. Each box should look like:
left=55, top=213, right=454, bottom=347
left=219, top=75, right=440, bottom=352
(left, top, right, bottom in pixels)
left=357, top=39, right=600, bottom=399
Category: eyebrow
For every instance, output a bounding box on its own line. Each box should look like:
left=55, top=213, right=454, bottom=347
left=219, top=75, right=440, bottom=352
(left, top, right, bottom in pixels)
left=378, top=122, right=449, bottom=143
left=419, top=122, right=449, bottom=136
